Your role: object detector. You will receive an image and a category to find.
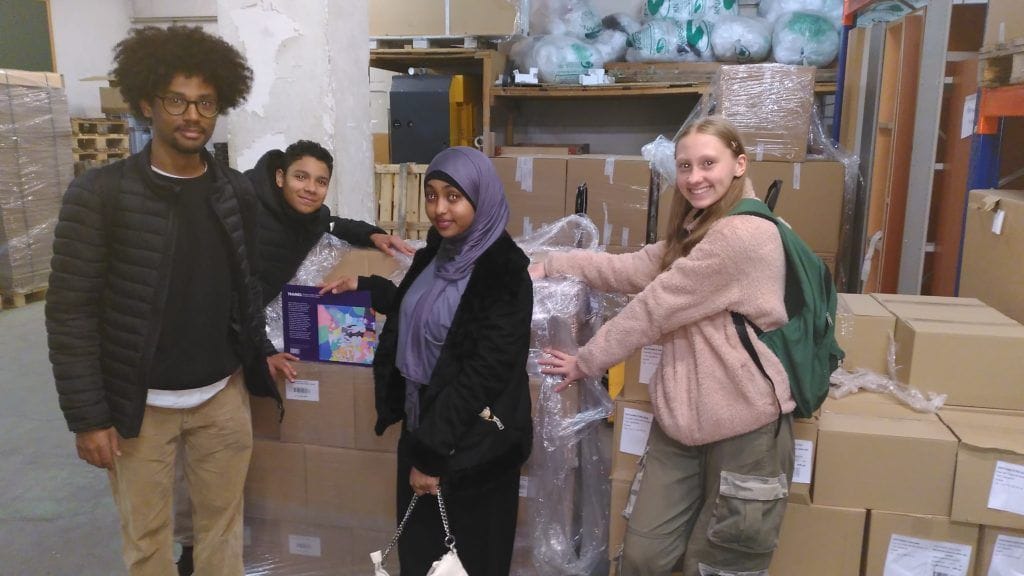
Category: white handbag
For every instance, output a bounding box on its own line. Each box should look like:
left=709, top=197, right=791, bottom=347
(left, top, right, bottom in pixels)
left=371, top=486, right=469, bottom=576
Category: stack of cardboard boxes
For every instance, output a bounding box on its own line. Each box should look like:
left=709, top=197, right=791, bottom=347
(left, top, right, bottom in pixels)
left=243, top=250, right=402, bottom=573
left=369, top=0, right=518, bottom=37
left=608, top=293, right=1024, bottom=575
left=0, top=69, right=74, bottom=296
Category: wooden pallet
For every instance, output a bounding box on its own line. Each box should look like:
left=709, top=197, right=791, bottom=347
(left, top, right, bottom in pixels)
left=374, top=163, right=431, bottom=240
left=71, top=117, right=128, bottom=135
left=369, top=35, right=502, bottom=50
left=74, top=134, right=130, bottom=152
left=979, top=37, right=1024, bottom=87
left=1, top=287, right=47, bottom=309
left=72, top=150, right=129, bottom=162
left=604, top=61, right=840, bottom=86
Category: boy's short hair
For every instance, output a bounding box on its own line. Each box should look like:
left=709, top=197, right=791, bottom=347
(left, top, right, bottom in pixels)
left=283, top=140, right=334, bottom=176
left=112, top=25, right=253, bottom=118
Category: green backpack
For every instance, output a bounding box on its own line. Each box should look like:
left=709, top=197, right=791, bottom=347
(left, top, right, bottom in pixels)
left=729, top=198, right=845, bottom=419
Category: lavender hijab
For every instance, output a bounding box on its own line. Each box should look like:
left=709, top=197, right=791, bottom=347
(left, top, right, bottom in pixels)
left=396, top=147, right=510, bottom=388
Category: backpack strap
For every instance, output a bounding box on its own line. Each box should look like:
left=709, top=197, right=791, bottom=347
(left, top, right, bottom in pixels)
left=731, top=312, right=783, bottom=436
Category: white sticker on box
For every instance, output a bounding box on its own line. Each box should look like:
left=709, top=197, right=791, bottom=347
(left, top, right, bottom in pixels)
left=621, top=227, right=630, bottom=247
left=515, top=157, right=534, bottom=192
left=883, top=534, right=972, bottom=576
left=638, top=345, right=663, bottom=385
left=756, top=143, right=765, bottom=162
left=989, top=534, right=1024, bottom=576
left=792, top=163, right=802, bottom=190
left=605, top=157, right=616, bottom=183
left=792, top=439, right=814, bottom=484
left=602, top=203, right=613, bottom=246
left=286, top=379, right=319, bottom=402
left=992, top=209, right=1006, bottom=235
left=620, top=407, right=654, bottom=456
left=523, top=216, right=533, bottom=236
left=288, top=534, right=322, bottom=557
left=962, top=94, right=978, bottom=139
left=519, top=476, right=529, bottom=498
left=988, top=460, right=1024, bottom=517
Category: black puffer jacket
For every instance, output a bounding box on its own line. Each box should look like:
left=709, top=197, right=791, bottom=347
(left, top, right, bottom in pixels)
left=244, top=149, right=385, bottom=306
left=45, top=145, right=279, bottom=438
left=373, top=230, right=533, bottom=484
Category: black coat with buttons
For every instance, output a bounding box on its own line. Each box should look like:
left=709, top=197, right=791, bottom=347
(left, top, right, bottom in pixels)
left=373, top=229, right=533, bottom=483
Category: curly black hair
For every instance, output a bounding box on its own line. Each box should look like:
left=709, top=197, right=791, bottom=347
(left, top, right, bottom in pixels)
left=112, top=26, right=253, bottom=118
left=283, top=140, right=334, bottom=176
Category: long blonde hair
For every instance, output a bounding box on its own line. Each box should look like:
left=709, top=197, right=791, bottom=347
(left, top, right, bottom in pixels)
left=660, top=116, right=750, bottom=271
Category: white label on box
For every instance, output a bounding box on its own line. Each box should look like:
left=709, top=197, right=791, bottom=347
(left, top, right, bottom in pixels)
left=523, top=216, right=533, bottom=236
left=883, top=534, right=971, bottom=576
left=288, top=534, right=322, bottom=557
left=792, top=163, right=802, bottom=190
left=792, top=439, right=814, bottom=484
left=620, top=407, right=654, bottom=456
left=621, top=227, right=630, bottom=247
left=604, top=157, right=616, bottom=182
left=515, top=157, right=534, bottom=192
left=992, top=209, right=1006, bottom=235
left=638, top=345, right=663, bottom=385
left=989, top=534, right=1024, bottom=576
left=962, top=94, right=977, bottom=139
left=602, top=203, right=613, bottom=246
left=519, top=476, right=529, bottom=498
left=756, top=143, right=764, bottom=162
left=988, top=460, right=1024, bottom=517
left=286, top=379, right=319, bottom=402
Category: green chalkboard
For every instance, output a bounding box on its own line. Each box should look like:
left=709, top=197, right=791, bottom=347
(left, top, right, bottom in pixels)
left=0, top=0, right=55, bottom=72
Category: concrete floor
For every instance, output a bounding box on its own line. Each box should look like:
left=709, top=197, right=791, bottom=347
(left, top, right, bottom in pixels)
left=0, top=301, right=125, bottom=575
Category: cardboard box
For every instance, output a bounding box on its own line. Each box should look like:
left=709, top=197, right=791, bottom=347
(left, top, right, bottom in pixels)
left=984, top=0, right=1024, bottom=47
left=717, top=65, right=815, bottom=162
left=863, top=510, right=979, bottom=576
left=565, top=156, right=651, bottom=248
left=353, top=377, right=399, bottom=452
left=251, top=381, right=284, bottom=440
left=279, top=362, right=365, bottom=449
left=612, top=399, right=654, bottom=481
left=814, top=401, right=958, bottom=515
left=243, top=518, right=354, bottom=572
left=323, top=249, right=401, bottom=286
left=744, top=160, right=846, bottom=254
left=245, top=440, right=308, bottom=522
left=940, top=407, right=1024, bottom=531
left=449, top=0, right=519, bottom=35
left=372, top=132, right=390, bottom=164
left=835, top=293, right=896, bottom=374
left=608, top=478, right=631, bottom=560
left=768, top=503, right=866, bottom=576
left=889, top=314, right=1024, bottom=411
left=305, top=445, right=397, bottom=531
left=976, top=525, right=1024, bottom=576
left=959, top=189, right=1024, bottom=325
left=99, top=86, right=129, bottom=114
left=369, top=0, right=446, bottom=36
left=873, top=293, right=1018, bottom=325
left=491, top=156, right=568, bottom=238
left=790, top=418, right=817, bottom=505
left=619, top=345, right=663, bottom=402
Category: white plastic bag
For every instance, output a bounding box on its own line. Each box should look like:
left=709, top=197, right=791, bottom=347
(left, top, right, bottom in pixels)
left=710, top=15, right=773, bottom=62
left=771, top=10, right=840, bottom=67
left=642, top=0, right=739, bottom=23
left=627, top=18, right=713, bottom=62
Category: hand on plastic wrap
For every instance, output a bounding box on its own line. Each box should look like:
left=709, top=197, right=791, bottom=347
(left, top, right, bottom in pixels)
left=370, top=233, right=415, bottom=257
left=318, top=275, right=358, bottom=295
left=410, top=466, right=440, bottom=496
left=267, top=352, right=300, bottom=382
left=76, top=427, right=122, bottom=470
left=538, top=348, right=585, bottom=392
left=528, top=262, right=547, bottom=281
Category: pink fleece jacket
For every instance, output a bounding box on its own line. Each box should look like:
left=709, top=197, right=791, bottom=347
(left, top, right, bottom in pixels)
left=545, top=189, right=795, bottom=446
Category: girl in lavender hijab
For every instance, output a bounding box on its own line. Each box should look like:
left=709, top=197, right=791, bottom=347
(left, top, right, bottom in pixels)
left=370, top=146, right=533, bottom=575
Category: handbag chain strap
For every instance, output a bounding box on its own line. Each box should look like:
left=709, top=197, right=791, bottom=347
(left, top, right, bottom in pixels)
left=379, top=486, right=457, bottom=562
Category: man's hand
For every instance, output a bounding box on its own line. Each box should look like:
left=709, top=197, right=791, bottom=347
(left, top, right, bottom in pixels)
left=369, top=233, right=415, bottom=257
left=267, top=352, right=300, bottom=382
left=318, top=275, right=358, bottom=295
left=75, top=427, right=121, bottom=470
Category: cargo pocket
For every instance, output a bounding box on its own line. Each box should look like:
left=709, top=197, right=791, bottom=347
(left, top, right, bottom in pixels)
left=697, top=562, right=768, bottom=576
left=706, top=471, right=788, bottom=554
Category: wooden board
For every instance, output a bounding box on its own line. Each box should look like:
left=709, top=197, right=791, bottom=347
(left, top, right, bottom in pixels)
left=0, top=287, right=47, bottom=309
left=978, top=38, right=1024, bottom=87
left=374, top=163, right=430, bottom=240
left=604, top=61, right=838, bottom=86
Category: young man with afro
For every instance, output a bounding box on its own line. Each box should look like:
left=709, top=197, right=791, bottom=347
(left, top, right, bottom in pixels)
left=45, top=26, right=277, bottom=575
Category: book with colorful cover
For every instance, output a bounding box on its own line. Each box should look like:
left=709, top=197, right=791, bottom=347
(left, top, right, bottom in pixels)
left=280, top=284, right=377, bottom=365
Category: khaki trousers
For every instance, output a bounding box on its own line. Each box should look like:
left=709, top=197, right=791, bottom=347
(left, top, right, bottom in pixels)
left=621, top=415, right=794, bottom=576
left=108, top=372, right=252, bottom=576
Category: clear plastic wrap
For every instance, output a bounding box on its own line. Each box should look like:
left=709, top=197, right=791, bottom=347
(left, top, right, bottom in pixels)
left=641, top=0, right=739, bottom=24
left=0, top=69, right=74, bottom=295
left=771, top=11, right=841, bottom=67
left=829, top=331, right=946, bottom=413
left=530, top=0, right=604, bottom=39
left=710, top=15, right=773, bottom=63
left=757, top=0, right=828, bottom=24
left=516, top=34, right=610, bottom=84
left=626, top=18, right=714, bottom=62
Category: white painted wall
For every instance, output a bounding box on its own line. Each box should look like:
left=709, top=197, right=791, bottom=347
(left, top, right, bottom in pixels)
left=49, top=0, right=131, bottom=118
left=218, top=0, right=373, bottom=222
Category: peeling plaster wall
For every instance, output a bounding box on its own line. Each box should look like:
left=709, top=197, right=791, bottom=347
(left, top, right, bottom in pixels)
left=218, top=0, right=373, bottom=222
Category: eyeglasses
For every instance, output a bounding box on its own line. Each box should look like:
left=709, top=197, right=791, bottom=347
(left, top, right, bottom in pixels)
left=154, top=95, right=220, bottom=118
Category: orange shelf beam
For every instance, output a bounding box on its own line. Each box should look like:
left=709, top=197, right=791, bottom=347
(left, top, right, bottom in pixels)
left=975, top=84, right=1024, bottom=135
